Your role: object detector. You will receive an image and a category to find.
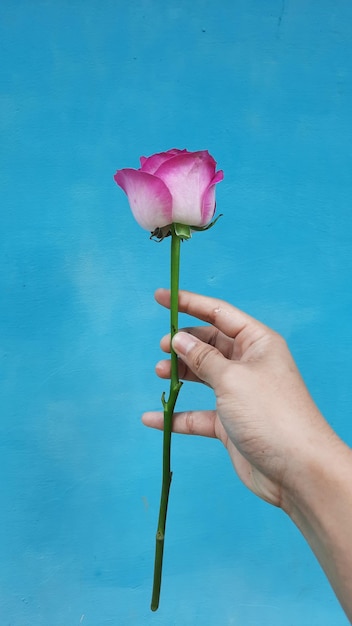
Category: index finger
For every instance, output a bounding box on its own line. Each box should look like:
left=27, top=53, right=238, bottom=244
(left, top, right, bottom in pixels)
left=155, top=288, right=268, bottom=345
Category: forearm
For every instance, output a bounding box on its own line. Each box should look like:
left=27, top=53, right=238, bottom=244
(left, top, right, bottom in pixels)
left=283, top=432, right=352, bottom=619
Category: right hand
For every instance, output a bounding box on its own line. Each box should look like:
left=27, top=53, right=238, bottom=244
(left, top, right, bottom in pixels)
left=143, top=288, right=335, bottom=510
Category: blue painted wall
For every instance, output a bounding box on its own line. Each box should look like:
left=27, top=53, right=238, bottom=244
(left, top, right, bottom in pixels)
left=1, top=1, right=352, bottom=624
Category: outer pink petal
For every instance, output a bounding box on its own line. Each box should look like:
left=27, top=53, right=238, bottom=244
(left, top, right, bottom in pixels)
left=201, top=170, right=224, bottom=223
left=154, top=151, right=219, bottom=226
left=114, top=168, right=173, bottom=231
left=140, top=149, right=188, bottom=174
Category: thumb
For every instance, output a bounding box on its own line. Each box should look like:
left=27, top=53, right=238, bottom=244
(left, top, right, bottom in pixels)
left=172, top=331, right=227, bottom=388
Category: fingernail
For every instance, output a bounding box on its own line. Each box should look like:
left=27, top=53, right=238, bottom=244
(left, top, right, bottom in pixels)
left=172, top=332, right=196, bottom=355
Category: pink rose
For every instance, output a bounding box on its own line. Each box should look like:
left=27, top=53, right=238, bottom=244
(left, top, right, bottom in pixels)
left=114, top=148, right=224, bottom=231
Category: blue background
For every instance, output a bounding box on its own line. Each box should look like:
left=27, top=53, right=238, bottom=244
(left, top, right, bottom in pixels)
left=1, top=1, right=352, bottom=624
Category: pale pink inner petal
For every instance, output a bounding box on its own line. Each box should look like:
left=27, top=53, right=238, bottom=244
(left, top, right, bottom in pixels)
left=114, top=169, right=173, bottom=231
left=155, top=152, right=218, bottom=225
left=201, top=170, right=224, bottom=223
left=140, top=149, right=188, bottom=175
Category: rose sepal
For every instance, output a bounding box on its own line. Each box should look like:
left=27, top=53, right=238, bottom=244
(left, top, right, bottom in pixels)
left=150, top=214, right=223, bottom=242
left=190, top=213, right=223, bottom=232
left=174, top=223, right=192, bottom=240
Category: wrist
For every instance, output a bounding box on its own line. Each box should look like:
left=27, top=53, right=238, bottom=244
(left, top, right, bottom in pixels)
left=281, top=426, right=351, bottom=520
left=281, top=427, right=352, bottom=616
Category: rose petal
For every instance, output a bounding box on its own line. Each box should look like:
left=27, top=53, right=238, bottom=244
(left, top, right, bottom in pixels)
left=201, top=170, right=224, bottom=223
left=114, top=169, right=173, bottom=231
left=140, top=149, right=188, bottom=174
left=155, top=151, right=220, bottom=226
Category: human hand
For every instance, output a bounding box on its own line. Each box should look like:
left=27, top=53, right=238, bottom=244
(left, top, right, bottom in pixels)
left=143, top=289, right=335, bottom=510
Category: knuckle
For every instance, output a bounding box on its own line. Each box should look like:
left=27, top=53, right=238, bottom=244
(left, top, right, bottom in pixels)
left=185, top=411, right=196, bottom=435
left=205, top=305, right=222, bottom=326
left=192, top=344, right=215, bottom=373
left=268, top=329, right=287, bottom=349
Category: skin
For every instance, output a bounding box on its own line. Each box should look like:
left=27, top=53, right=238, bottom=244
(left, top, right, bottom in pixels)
left=143, top=289, right=352, bottom=619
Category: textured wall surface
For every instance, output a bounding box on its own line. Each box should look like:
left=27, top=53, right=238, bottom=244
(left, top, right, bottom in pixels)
left=1, top=1, right=352, bottom=624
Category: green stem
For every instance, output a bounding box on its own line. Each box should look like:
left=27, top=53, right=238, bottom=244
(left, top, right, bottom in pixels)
left=151, top=225, right=182, bottom=612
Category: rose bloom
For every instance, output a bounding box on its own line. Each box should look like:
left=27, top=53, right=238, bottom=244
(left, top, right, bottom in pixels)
left=114, top=148, right=223, bottom=231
